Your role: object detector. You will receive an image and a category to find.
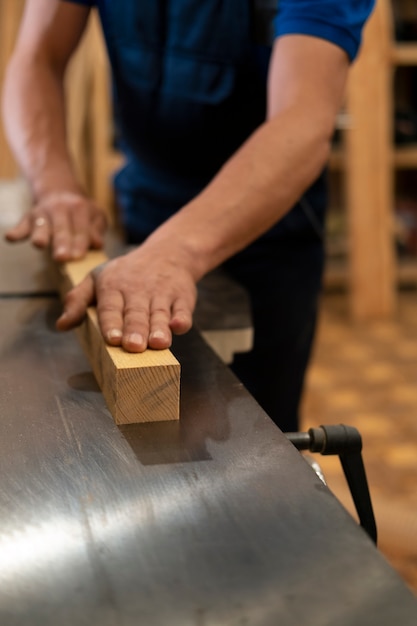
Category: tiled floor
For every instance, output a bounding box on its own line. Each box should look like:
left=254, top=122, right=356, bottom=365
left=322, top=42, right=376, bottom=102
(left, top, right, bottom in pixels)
left=301, top=290, right=417, bottom=594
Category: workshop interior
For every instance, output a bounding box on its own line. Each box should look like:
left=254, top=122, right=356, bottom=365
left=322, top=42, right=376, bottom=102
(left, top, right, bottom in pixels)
left=0, top=0, right=416, bottom=623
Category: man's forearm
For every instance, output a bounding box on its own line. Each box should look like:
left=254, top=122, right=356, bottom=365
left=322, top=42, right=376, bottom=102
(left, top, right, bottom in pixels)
left=2, top=53, right=82, bottom=199
left=2, top=47, right=107, bottom=261
left=146, top=35, right=348, bottom=282
left=146, top=104, right=333, bottom=281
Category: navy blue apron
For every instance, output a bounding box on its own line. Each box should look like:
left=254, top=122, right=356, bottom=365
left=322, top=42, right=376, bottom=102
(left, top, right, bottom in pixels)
left=94, top=0, right=292, bottom=238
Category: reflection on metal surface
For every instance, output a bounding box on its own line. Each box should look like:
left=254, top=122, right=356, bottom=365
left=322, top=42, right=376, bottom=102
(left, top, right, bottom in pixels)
left=1, top=518, right=82, bottom=579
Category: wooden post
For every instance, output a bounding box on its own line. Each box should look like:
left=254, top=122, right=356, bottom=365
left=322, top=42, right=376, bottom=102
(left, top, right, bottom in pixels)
left=0, top=0, right=25, bottom=179
left=345, top=0, right=396, bottom=320
left=65, top=25, right=94, bottom=192
left=65, top=10, right=124, bottom=223
left=57, top=251, right=180, bottom=425
left=88, top=12, right=124, bottom=218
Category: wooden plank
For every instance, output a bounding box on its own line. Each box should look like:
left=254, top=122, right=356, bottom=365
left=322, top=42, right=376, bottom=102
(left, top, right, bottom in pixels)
left=55, top=250, right=180, bottom=425
left=392, top=44, right=417, bottom=66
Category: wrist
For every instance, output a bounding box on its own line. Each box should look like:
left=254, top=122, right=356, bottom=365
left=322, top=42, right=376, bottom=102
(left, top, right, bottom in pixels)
left=32, top=172, right=85, bottom=203
left=143, top=229, right=210, bottom=282
left=34, top=190, right=87, bottom=206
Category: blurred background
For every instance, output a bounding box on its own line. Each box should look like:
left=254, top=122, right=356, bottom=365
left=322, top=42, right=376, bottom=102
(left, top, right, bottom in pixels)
left=0, top=0, right=416, bottom=594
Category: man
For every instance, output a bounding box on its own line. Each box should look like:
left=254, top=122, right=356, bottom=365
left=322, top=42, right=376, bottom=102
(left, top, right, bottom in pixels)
left=2, top=0, right=374, bottom=432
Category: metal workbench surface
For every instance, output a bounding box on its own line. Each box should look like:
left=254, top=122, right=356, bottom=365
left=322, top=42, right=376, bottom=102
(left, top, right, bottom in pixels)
left=0, top=236, right=416, bottom=625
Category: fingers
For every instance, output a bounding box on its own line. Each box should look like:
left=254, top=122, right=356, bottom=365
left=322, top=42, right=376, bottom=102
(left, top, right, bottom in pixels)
left=96, top=289, right=127, bottom=347
left=4, top=192, right=108, bottom=260
left=121, top=295, right=195, bottom=351
left=170, top=299, right=193, bottom=335
left=4, top=214, right=32, bottom=242
left=95, top=291, right=193, bottom=352
left=148, top=297, right=173, bottom=349
left=50, top=196, right=103, bottom=261
left=56, top=254, right=196, bottom=352
left=89, top=211, right=108, bottom=249
left=50, top=210, right=89, bottom=262
left=69, top=206, right=103, bottom=259
left=30, top=215, right=52, bottom=249
left=6, top=213, right=53, bottom=248
left=97, top=294, right=174, bottom=353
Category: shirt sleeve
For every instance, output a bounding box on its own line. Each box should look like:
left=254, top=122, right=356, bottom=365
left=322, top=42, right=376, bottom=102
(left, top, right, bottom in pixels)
left=274, top=0, right=376, bottom=61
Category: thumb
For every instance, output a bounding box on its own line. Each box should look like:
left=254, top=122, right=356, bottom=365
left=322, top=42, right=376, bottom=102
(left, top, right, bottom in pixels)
left=56, top=274, right=96, bottom=330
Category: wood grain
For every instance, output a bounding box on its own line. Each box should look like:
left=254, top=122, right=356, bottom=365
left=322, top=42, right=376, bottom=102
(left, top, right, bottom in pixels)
left=56, top=251, right=180, bottom=424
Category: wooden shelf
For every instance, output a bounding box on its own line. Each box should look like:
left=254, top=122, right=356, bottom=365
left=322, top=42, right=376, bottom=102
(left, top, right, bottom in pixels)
left=393, top=146, right=417, bottom=168
left=392, top=44, right=417, bottom=66
left=325, top=257, right=417, bottom=290
left=397, top=258, right=417, bottom=285
left=331, top=146, right=417, bottom=170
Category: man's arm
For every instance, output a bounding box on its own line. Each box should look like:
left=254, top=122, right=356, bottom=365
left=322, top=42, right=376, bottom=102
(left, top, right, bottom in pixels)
left=57, top=34, right=349, bottom=352
left=2, top=0, right=106, bottom=260
left=156, top=35, right=349, bottom=272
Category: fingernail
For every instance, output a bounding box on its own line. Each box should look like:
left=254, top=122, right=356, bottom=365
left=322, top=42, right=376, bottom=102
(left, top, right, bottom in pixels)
left=150, top=330, right=166, bottom=341
left=106, top=329, right=123, bottom=342
left=127, top=333, right=144, bottom=347
left=55, top=246, right=67, bottom=258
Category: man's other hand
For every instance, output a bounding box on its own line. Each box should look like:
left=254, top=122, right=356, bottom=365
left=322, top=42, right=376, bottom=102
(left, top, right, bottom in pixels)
left=5, top=191, right=107, bottom=261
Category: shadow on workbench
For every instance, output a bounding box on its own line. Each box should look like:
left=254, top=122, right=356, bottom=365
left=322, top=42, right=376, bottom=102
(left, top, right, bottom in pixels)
left=119, top=421, right=212, bottom=465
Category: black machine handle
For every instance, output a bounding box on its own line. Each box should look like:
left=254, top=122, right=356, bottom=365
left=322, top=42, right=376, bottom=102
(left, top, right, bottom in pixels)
left=286, top=424, right=377, bottom=544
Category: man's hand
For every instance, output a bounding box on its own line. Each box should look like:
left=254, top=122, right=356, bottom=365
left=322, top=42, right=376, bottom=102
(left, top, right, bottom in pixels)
left=56, top=241, right=197, bottom=351
left=5, top=191, right=107, bottom=261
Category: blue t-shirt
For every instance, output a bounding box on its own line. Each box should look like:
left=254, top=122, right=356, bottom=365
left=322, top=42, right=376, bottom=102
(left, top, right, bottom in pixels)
left=65, top=0, right=374, bottom=61
left=63, top=0, right=374, bottom=239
